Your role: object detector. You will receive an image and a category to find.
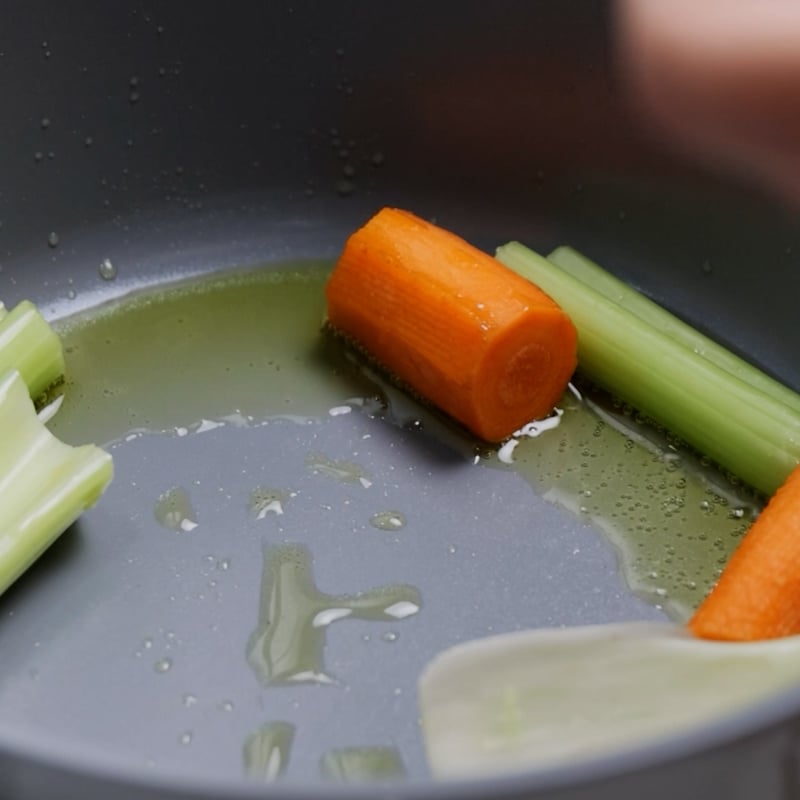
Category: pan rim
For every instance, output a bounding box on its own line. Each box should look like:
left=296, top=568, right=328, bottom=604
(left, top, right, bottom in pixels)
left=2, top=661, right=800, bottom=798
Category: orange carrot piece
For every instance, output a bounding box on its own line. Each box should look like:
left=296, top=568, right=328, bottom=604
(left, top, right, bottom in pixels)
left=324, top=208, right=577, bottom=442
left=689, top=463, right=800, bottom=641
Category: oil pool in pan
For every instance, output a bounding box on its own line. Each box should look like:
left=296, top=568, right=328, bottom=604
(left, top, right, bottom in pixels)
left=41, top=261, right=761, bottom=780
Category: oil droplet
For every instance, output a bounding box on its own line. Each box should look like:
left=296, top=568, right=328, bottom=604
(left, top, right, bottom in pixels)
left=369, top=511, right=406, bottom=531
left=249, top=487, right=286, bottom=519
left=382, top=631, right=398, bottom=643
left=154, top=657, right=172, bottom=673
left=220, top=700, right=235, bottom=712
left=179, top=731, right=193, bottom=746
left=47, top=232, right=59, bottom=248
left=306, top=452, right=371, bottom=486
left=320, top=747, right=406, bottom=782
left=154, top=487, right=198, bottom=532
left=99, top=258, right=117, bottom=280
left=243, top=721, right=295, bottom=781
left=246, top=544, right=421, bottom=685
left=182, top=692, right=197, bottom=707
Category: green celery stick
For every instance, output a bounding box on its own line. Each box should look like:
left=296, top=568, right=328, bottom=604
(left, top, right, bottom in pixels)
left=549, top=245, right=800, bottom=415
left=496, top=241, right=800, bottom=496
left=0, top=300, right=65, bottom=400
left=0, top=370, right=113, bottom=596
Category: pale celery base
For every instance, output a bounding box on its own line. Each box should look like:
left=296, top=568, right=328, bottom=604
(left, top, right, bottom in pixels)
left=0, top=370, right=113, bottom=596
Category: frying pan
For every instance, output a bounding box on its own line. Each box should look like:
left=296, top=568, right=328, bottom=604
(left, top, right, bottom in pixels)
left=3, top=2, right=800, bottom=799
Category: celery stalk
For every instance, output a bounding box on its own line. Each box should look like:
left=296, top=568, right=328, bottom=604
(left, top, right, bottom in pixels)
left=549, top=246, right=800, bottom=415
left=0, top=370, right=113, bottom=596
left=496, top=241, right=800, bottom=496
left=0, top=300, right=65, bottom=400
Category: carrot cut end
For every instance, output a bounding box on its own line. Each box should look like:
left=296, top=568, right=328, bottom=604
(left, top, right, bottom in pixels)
left=324, top=208, right=577, bottom=442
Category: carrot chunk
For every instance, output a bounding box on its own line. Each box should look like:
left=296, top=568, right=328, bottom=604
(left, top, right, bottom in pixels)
left=324, top=208, right=577, bottom=442
left=689, top=464, right=800, bottom=641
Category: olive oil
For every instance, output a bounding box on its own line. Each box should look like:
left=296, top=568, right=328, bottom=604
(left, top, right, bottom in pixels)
left=43, top=263, right=766, bottom=782
left=501, top=388, right=759, bottom=618
left=48, top=263, right=376, bottom=446
left=320, top=746, right=406, bottom=782
left=49, top=266, right=760, bottom=624
left=247, top=543, right=421, bottom=686
left=243, top=721, right=295, bottom=780
left=154, top=486, right=199, bottom=532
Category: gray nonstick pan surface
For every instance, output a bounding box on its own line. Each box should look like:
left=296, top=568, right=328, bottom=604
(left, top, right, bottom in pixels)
left=3, top=3, right=800, bottom=799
